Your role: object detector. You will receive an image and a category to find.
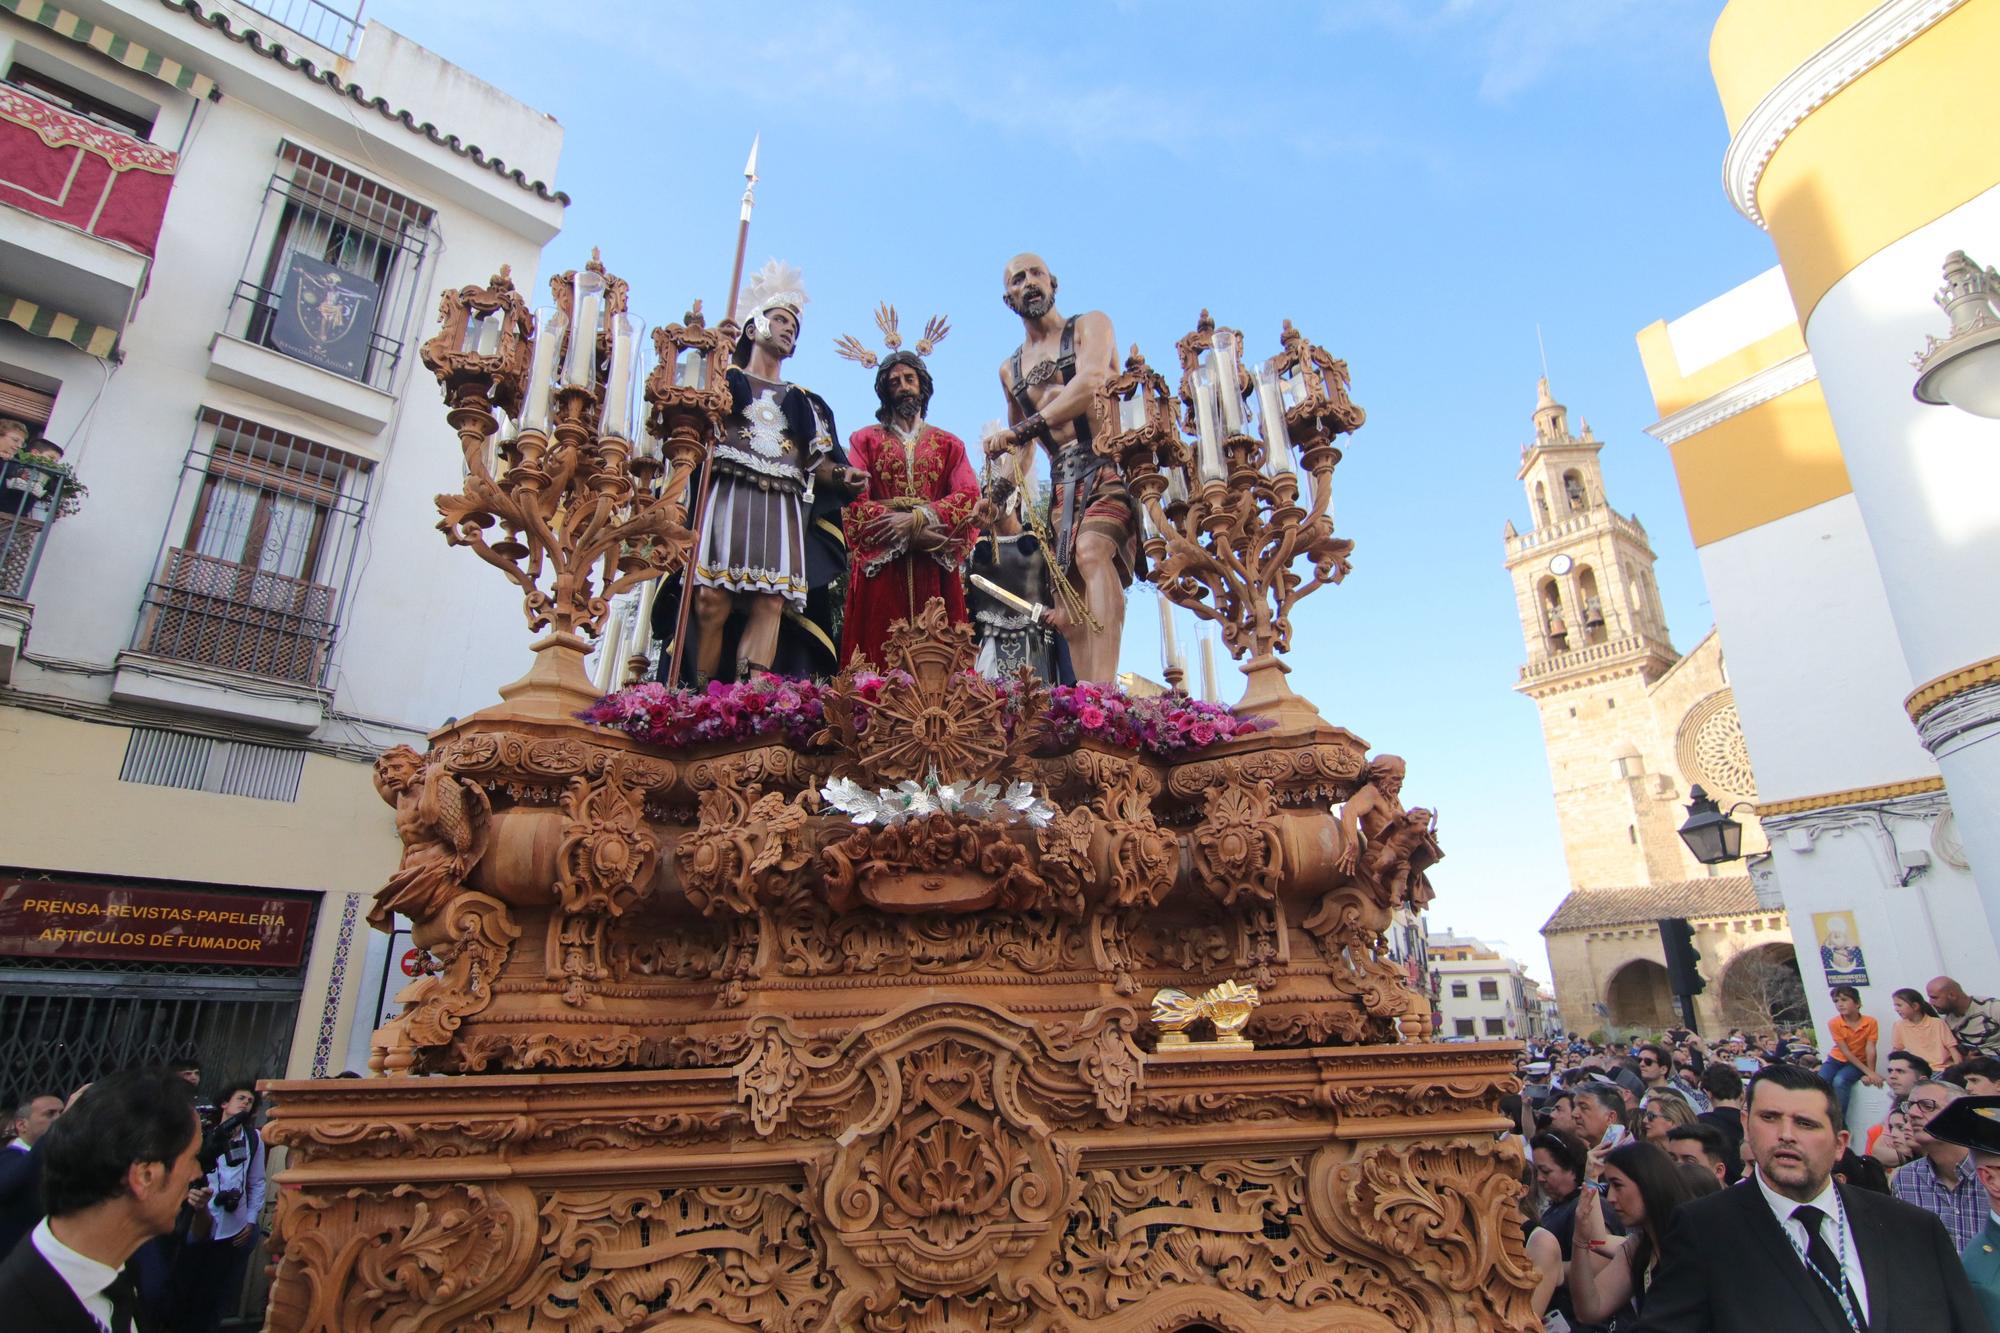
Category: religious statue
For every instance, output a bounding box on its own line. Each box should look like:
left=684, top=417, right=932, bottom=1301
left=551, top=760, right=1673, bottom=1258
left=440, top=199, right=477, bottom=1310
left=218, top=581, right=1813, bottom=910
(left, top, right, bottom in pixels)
left=832, top=305, right=980, bottom=668
left=985, top=253, right=1138, bottom=682
left=1334, top=754, right=1442, bottom=912
left=967, top=450, right=1072, bottom=684
left=660, top=260, right=862, bottom=684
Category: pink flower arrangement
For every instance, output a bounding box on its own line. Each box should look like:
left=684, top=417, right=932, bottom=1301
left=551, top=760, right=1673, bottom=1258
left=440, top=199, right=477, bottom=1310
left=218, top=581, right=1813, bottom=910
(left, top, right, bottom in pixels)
left=581, top=672, right=1269, bottom=758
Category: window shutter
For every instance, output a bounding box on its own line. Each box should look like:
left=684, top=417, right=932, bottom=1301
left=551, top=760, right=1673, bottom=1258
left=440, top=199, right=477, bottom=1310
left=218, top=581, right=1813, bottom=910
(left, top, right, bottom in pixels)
left=0, top=379, right=57, bottom=428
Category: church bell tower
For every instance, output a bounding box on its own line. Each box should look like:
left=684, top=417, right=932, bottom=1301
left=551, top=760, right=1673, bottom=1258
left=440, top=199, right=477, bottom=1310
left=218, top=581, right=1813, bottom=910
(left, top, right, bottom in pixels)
left=1503, top=379, right=1684, bottom=889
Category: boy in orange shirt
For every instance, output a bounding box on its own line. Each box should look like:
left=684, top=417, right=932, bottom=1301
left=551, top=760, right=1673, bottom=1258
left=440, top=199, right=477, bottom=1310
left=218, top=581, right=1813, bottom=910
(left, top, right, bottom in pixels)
left=1820, top=983, right=1882, bottom=1123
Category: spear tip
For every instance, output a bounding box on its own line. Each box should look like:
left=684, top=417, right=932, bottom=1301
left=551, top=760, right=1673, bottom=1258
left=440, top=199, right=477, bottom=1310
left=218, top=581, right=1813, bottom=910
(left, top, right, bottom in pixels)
left=744, top=133, right=761, bottom=180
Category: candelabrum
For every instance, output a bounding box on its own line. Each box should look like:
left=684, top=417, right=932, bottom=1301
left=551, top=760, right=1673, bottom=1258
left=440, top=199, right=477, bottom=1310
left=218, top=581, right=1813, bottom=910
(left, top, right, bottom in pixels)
left=421, top=251, right=730, bottom=716
left=1095, top=312, right=1365, bottom=725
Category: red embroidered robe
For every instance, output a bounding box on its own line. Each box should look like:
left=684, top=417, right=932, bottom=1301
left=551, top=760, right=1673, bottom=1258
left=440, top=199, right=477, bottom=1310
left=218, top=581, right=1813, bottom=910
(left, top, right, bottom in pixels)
left=839, top=423, right=980, bottom=667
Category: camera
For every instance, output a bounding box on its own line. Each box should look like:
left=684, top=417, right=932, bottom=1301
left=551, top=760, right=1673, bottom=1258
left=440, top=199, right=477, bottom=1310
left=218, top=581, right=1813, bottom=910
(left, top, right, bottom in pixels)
left=214, top=1188, right=243, bottom=1211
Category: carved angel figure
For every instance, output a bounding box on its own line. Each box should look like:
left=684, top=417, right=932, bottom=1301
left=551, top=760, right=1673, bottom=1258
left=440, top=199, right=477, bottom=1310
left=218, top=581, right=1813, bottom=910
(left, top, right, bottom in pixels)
left=1334, top=753, right=1443, bottom=911
left=370, top=745, right=491, bottom=930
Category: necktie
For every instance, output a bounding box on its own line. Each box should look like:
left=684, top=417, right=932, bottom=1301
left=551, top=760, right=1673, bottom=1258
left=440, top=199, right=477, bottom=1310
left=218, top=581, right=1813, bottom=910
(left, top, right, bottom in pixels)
left=1792, top=1205, right=1865, bottom=1330
left=103, top=1270, right=136, bottom=1333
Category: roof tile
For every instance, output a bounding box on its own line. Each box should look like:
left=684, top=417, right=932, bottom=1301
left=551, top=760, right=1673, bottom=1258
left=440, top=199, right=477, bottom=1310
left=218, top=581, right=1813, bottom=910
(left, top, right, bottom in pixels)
left=1540, top=877, right=1759, bottom=934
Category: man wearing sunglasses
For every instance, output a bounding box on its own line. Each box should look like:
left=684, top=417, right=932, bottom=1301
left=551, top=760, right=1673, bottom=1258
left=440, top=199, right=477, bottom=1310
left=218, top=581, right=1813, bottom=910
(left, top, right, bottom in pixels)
left=1895, top=1080, right=1987, bottom=1251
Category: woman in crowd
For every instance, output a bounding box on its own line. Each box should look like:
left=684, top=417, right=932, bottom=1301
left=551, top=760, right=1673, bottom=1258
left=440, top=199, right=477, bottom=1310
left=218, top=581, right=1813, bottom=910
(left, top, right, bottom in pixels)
left=1639, top=1093, right=1696, bottom=1142
left=1570, top=1140, right=1697, bottom=1328
left=1525, top=1130, right=1602, bottom=1327
left=1820, top=984, right=1881, bottom=1122
left=1890, top=986, right=1962, bottom=1072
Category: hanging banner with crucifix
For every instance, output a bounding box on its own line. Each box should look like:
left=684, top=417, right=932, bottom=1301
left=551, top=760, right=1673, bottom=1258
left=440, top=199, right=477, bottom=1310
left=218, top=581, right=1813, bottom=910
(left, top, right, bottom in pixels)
left=271, top=256, right=378, bottom=378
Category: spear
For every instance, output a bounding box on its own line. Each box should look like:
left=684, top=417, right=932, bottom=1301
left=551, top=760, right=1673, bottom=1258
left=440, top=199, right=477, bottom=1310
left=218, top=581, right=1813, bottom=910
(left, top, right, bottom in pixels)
left=664, top=135, right=760, bottom=689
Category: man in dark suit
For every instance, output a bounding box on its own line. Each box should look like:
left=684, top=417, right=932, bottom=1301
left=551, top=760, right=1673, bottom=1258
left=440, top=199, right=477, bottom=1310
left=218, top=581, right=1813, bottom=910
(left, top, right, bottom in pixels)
left=0, top=1091, right=64, bottom=1258
left=1636, top=1061, right=1987, bottom=1332
left=0, top=1070, right=203, bottom=1332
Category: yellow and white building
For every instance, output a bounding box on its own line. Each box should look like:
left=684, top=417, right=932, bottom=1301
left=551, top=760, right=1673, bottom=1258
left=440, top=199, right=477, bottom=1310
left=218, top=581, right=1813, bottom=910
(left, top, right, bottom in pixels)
left=1635, top=0, right=2000, bottom=1042
left=0, top=0, right=564, bottom=1098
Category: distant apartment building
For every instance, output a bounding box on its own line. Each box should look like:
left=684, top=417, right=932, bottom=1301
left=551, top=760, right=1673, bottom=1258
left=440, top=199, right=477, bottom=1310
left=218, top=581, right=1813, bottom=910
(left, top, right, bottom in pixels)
left=1429, top=932, right=1546, bottom=1042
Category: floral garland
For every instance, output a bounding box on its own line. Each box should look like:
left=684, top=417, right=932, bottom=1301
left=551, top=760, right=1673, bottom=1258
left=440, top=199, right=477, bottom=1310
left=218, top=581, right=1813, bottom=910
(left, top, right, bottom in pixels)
left=580, top=672, right=1269, bottom=759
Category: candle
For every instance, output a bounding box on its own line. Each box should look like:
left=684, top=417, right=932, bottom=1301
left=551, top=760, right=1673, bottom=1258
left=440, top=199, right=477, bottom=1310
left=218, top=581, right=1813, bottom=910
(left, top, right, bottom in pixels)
left=1166, top=460, right=1189, bottom=507
left=1200, top=634, right=1218, bottom=703
left=1119, top=388, right=1146, bottom=434
left=1212, top=329, right=1246, bottom=435
left=1255, top=357, right=1295, bottom=480
left=634, top=577, right=660, bottom=648
left=565, top=269, right=605, bottom=389
left=1157, top=594, right=1179, bottom=678
left=522, top=308, right=562, bottom=432
left=475, top=312, right=501, bottom=356
left=602, top=314, right=637, bottom=440
left=594, top=606, right=626, bottom=693
left=1192, top=355, right=1224, bottom=483
left=677, top=347, right=707, bottom=389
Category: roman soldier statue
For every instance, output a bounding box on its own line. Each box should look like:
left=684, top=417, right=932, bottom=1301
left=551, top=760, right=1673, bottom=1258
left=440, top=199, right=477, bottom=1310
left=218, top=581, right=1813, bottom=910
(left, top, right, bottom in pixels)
left=655, top=259, right=862, bottom=684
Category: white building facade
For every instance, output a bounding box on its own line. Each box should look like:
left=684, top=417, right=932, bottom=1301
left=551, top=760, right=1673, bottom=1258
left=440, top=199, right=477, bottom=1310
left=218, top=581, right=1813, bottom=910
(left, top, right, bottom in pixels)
left=0, top=0, right=565, bottom=1100
left=1429, top=933, right=1539, bottom=1043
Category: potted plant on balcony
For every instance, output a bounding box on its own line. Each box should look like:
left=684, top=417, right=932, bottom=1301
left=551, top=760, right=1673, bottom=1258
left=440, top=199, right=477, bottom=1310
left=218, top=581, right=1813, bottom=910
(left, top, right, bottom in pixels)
left=0, top=439, right=87, bottom=519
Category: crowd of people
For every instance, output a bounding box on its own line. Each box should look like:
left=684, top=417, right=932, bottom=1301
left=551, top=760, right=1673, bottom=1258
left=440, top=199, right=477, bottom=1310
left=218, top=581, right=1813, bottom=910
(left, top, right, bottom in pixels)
left=1509, top=972, right=2000, bottom=1330
left=0, top=1059, right=266, bottom=1332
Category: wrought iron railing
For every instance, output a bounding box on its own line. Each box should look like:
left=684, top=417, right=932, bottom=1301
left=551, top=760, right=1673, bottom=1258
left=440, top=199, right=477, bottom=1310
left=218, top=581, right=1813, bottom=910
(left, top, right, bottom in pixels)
left=230, top=0, right=364, bottom=55
left=132, top=548, right=337, bottom=686
left=0, top=460, right=74, bottom=598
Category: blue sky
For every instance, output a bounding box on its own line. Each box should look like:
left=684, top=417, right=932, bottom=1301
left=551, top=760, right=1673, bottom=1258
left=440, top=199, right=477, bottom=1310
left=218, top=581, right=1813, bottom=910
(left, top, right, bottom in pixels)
left=363, top=0, right=1776, bottom=983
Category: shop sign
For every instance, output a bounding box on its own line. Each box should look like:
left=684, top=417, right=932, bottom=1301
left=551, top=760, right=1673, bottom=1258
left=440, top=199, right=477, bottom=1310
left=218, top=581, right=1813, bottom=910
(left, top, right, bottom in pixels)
left=0, top=877, right=314, bottom=968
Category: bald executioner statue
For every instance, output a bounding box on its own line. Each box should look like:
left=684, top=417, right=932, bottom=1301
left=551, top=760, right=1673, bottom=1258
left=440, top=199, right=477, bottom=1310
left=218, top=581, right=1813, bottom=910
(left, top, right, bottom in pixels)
left=987, top=253, right=1138, bottom=683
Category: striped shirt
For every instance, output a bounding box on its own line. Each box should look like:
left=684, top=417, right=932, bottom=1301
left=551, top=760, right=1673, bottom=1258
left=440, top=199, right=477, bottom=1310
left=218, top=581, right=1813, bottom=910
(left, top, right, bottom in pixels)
left=1891, top=1153, right=1986, bottom=1251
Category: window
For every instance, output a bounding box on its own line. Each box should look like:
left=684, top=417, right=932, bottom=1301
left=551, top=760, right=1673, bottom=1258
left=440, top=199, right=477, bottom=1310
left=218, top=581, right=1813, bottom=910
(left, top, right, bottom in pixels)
left=1484, top=1019, right=1506, bottom=1036
left=0, top=375, right=63, bottom=599
left=3, top=61, right=156, bottom=137
left=229, top=144, right=437, bottom=392
left=1450, top=981, right=1468, bottom=998
left=1478, top=979, right=1499, bottom=1000
left=131, top=410, right=372, bottom=685
left=1563, top=469, right=1587, bottom=512
left=1454, top=1019, right=1476, bottom=1037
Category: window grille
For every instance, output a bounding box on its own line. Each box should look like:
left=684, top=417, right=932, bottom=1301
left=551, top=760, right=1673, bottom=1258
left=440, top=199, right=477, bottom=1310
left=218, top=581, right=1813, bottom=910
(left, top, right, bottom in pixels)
left=130, top=410, right=372, bottom=687
left=0, top=458, right=74, bottom=599
left=227, top=143, right=437, bottom=393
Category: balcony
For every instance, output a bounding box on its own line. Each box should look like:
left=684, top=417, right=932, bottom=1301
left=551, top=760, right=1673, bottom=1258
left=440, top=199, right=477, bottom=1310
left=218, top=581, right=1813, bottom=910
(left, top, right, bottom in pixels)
left=0, top=459, right=81, bottom=683
left=113, top=548, right=335, bottom=731
left=0, top=84, right=176, bottom=330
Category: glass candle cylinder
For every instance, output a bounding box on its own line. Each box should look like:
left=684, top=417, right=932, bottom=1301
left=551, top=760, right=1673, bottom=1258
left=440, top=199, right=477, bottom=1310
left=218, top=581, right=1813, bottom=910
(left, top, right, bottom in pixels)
left=602, top=314, right=638, bottom=440
left=565, top=269, right=605, bottom=389
left=521, top=307, right=563, bottom=432
left=1212, top=329, right=1246, bottom=436
left=677, top=347, right=708, bottom=390
left=1255, top=357, right=1295, bottom=480
left=1192, top=355, right=1225, bottom=482
left=1119, top=388, right=1146, bottom=434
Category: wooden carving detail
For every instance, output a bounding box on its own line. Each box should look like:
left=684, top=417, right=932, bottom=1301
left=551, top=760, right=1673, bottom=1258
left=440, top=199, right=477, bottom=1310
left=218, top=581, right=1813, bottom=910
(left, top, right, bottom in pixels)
left=1309, top=1141, right=1538, bottom=1331
left=819, top=1033, right=1075, bottom=1297
left=263, top=1181, right=539, bottom=1333
left=822, top=813, right=1066, bottom=917
left=773, top=904, right=1093, bottom=977
left=1071, top=749, right=1177, bottom=910
left=551, top=757, right=661, bottom=1004
left=370, top=745, right=492, bottom=931
left=819, top=600, right=1043, bottom=787
left=1190, top=770, right=1283, bottom=906
left=736, top=1015, right=841, bottom=1137
left=1336, top=754, right=1441, bottom=913
left=369, top=892, right=518, bottom=1075
left=677, top=757, right=816, bottom=917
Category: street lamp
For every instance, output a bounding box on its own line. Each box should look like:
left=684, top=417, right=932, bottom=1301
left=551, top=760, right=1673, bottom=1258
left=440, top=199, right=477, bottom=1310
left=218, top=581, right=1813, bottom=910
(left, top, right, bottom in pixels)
left=1677, top=784, right=1749, bottom=865
left=1913, top=251, right=2000, bottom=419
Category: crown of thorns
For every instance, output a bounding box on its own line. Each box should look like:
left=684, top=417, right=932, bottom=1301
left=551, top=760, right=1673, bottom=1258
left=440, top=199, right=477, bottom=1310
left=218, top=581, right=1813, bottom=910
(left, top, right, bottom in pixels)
left=833, top=303, right=950, bottom=370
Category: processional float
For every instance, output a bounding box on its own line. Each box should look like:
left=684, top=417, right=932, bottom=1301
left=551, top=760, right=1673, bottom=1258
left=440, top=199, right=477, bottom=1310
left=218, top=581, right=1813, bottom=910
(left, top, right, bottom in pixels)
left=257, top=254, right=1537, bottom=1333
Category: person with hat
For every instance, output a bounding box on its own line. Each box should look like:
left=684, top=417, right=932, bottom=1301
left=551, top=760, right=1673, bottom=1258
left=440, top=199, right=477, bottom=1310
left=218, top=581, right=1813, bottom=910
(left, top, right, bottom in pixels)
left=1919, top=1091, right=2000, bottom=1327
left=831, top=305, right=980, bottom=667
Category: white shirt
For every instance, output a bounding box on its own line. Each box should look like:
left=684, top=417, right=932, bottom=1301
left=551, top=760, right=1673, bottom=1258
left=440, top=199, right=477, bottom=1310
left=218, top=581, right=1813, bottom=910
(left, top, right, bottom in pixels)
left=4, top=1138, right=27, bottom=1154
left=1754, top=1168, right=1870, bottom=1323
left=29, top=1217, right=119, bottom=1329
